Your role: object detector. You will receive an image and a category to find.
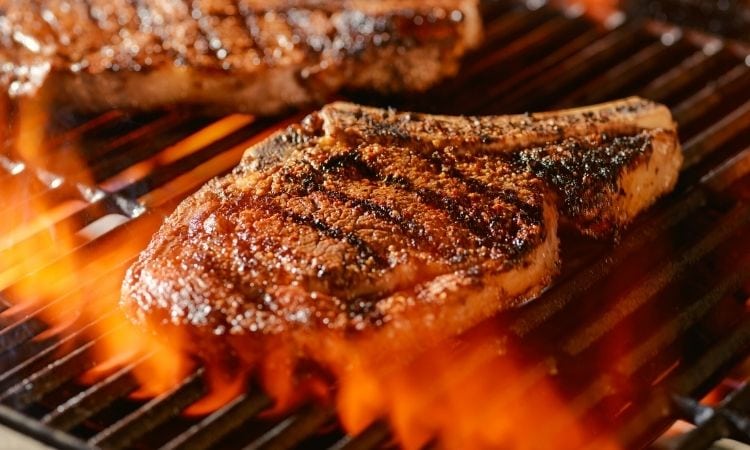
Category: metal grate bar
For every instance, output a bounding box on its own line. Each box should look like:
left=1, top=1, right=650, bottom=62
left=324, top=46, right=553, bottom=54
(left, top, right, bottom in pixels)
left=81, top=112, right=189, bottom=163
left=615, top=258, right=750, bottom=378
left=589, top=311, right=750, bottom=450
left=89, top=369, right=206, bottom=450
left=562, top=202, right=750, bottom=356
left=703, top=146, right=750, bottom=193
left=0, top=168, right=76, bottom=217
left=0, top=338, right=99, bottom=410
left=555, top=37, right=694, bottom=108
left=46, top=110, right=126, bottom=150
left=462, top=210, right=750, bottom=448
left=41, top=360, right=142, bottom=431
left=509, top=186, right=706, bottom=337
left=90, top=115, right=216, bottom=184
left=161, top=391, right=273, bottom=450
left=0, top=403, right=91, bottom=450
left=510, top=65, right=750, bottom=338
left=672, top=382, right=750, bottom=449
left=672, top=64, right=750, bottom=134
left=638, top=46, right=734, bottom=103
left=110, top=118, right=266, bottom=202
left=0, top=315, right=48, bottom=355
left=0, top=312, right=118, bottom=393
left=682, top=98, right=750, bottom=170
left=497, top=21, right=650, bottom=112
left=0, top=190, right=142, bottom=254
left=408, top=4, right=582, bottom=114
left=0, top=258, right=133, bottom=357
left=0, top=4, right=748, bottom=450
left=137, top=113, right=308, bottom=209
left=459, top=14, right=584, bottom=85
left=243, top=406, right=336, bottom=450
left=473, top=25, right=604, bottom=114
left=328, top=421, right=392, bottom=450
left=470, top=4, right=558, bottom=59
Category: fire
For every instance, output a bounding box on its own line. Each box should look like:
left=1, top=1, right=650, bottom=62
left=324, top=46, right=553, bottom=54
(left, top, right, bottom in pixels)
left=327, top=325, right=621, bottom=450
left=1, top=97, right=621, bottom=449
left=1, top=98, right=192, bottom=399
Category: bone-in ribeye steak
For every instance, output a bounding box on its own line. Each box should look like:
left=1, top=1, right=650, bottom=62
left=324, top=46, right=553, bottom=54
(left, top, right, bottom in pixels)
left=121, top=97, right=682, bottom=356
left=0, top=0, right=480, bottom=114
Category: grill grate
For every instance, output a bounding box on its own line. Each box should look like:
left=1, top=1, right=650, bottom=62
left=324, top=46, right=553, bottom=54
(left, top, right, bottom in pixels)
left=1, top=1, right=750, bottom=449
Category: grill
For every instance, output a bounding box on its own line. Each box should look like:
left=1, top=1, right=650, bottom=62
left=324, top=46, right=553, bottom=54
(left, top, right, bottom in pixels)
left=1, top=1, right=750, bottom=449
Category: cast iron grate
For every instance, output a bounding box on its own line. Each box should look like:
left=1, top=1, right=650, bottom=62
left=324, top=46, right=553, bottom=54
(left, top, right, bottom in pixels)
left=0, top=1, right=749, bottom=449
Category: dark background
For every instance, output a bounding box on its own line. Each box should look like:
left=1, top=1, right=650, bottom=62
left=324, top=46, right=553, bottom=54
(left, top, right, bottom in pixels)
left=627, top=0, right=750, bottom=41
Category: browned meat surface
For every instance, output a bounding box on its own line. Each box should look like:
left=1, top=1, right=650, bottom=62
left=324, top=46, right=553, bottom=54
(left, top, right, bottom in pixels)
left=0, top=0, right=480, bottom=114
left=121, top=97, right=682, bottom=359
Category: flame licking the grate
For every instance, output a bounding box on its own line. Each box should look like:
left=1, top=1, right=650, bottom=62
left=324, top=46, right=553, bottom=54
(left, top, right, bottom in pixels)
left=331, top=325, right=623, bottom=450
left=0, top=97, right=623, bottom=449
left=0, top=98, right=192, bottom=397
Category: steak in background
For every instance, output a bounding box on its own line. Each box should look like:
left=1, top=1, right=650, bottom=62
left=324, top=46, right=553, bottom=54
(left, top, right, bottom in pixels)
left=0, top=0, right=481, bottom=114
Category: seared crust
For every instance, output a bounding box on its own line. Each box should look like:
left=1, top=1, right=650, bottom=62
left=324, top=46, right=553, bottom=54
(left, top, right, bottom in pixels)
left=121, top=97, right=681, bottom=357
left=0, top=0, right=480, bottom=113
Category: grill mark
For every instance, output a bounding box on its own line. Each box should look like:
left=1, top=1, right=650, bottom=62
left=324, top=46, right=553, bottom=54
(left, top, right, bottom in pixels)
left=32, top=0, right=86, bottom=61
left=249, top=193, right=388, bottom=269
left=227, top=0, right=260, bottom=60
left=318, top=149, right=529, bottom=256
left=144, top=0, right=200, bottom=65
left=292, top=160, right=442, bottom=255
left=412, top=186, right=498, bottom=242
left=183, top=242, right=290, bottom=331
left=80, top=0, right=99, bottom=26
left=82, top=0, right=139, bottom=69
left=191, top=0, right=243, bottom=67
left=183, top=0, right=225, bottom=66
left=27, top=1, right=58, bottom=47
left=422, top=148, right=543, bottom=224
left=236, top=2, right=267, bottom=63
left=410, top=183, right=533, bottom=258
left=287, top=211, right=386, bottom=267
left=133, top=0, right=174, bottom=63
left=323, top=189, right=430, bottom=243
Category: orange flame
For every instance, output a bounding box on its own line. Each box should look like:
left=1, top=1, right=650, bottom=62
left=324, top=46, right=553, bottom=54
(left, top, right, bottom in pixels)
left=326, top=326, right=621, bottom=450
left=1, top=98, right=191, bottom=400
left=2, top=98, right=622, bottom=448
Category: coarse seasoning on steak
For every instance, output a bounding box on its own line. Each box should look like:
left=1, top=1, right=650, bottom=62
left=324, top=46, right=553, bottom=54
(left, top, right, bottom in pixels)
left=0, top=0, right=481, bottom=114
left=121, top=97, right=682, bottom=358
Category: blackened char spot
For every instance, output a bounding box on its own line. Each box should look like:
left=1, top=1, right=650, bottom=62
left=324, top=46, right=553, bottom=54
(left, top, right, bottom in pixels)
left=321, top=151, right=379, bottom=179
left=509, top=132, right=653, bottom=219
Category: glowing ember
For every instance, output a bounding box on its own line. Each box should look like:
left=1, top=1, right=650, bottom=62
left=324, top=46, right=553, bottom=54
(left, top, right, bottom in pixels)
left=554, top=0, right=624, bottom=26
